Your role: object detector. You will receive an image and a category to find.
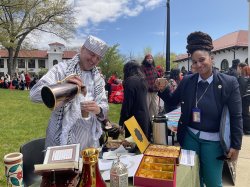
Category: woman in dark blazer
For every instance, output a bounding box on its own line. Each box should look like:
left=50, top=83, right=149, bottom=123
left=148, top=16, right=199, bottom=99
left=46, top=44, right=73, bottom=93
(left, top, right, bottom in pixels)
left=119, top=60, right=151, bottom=139
left=156, top=31, right=243, bottom=187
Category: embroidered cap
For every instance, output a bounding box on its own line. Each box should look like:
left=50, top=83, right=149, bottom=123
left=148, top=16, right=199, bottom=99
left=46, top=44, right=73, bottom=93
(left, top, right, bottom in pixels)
left=83, top=35, right=108, bottom=58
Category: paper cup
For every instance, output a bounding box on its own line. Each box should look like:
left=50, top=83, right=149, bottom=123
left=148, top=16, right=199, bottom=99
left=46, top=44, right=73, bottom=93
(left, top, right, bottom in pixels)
left=80, top=101, right=89, bottom=118
left=4, top=152, right=24, bottom=187
left=81, top=110, right=89, bottom=118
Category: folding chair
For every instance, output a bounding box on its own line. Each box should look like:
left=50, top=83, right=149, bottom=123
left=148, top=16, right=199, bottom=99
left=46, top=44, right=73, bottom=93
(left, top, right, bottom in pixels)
left=20, top=138, right=45, bottom=187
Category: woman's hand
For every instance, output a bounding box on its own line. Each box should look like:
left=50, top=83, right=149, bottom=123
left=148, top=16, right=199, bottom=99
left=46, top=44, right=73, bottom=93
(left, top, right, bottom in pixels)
left=227, top=148, right=240, bottom=162
left=155, top=78, right=168, bottom=92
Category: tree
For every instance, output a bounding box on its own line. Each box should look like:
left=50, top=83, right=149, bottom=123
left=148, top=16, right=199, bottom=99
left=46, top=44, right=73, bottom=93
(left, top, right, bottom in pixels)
left=154, top=53, right=166, bottom=69
left=38, top=68, right=48, bottom=79
left=99, top=44, right=125, bottom=80
left=154, top=52, right=178, bottom=72
left=143, top=47, right=152, bottom=56
left=141, top=47, right=178, bottom=71
left=0, top=0, right=76, bottom=77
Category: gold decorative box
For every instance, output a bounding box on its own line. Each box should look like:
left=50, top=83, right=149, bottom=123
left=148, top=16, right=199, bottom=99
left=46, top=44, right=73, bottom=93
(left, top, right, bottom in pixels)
left=124, top=116, right=180, bottom=187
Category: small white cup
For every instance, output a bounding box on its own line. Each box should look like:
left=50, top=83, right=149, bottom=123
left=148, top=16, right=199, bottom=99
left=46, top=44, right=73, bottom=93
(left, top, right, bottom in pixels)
left=4, top=152, right=23, bottom=187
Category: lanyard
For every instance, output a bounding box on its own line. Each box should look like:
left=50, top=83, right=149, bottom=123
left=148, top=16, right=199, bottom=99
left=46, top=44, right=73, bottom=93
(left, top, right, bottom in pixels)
left=195, top=82, right=211, bottom=108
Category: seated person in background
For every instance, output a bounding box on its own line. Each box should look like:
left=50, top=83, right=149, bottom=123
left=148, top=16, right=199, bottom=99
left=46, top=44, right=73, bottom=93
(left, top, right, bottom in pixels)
left=0, top=78, right=3, bottom=88
left=3, top=78, right=9, bottom=88
left=12, top=77, right=19, bottom=89
left=19, top=80, right=25, bottom=90
left=29, top=77, right=38, bottom=89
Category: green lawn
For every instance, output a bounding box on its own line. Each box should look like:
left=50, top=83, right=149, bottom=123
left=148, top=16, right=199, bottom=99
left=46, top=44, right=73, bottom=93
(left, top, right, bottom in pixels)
left=0, top=89, right=121, bottom=186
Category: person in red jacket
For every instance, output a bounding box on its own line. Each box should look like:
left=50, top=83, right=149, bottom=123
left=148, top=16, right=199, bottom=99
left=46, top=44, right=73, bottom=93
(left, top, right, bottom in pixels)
left=25, top=72, right=31, bottom=90
left=107, top=72, right=118, bottom=100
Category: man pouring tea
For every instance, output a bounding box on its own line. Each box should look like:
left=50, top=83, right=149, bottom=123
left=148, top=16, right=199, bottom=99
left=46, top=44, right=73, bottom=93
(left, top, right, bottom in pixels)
left=30, top=35, right=109, bottom=151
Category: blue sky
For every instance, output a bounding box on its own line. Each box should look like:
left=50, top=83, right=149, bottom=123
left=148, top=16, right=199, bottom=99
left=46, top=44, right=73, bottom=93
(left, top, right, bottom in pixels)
left=30, top=0, right=248, bottom=57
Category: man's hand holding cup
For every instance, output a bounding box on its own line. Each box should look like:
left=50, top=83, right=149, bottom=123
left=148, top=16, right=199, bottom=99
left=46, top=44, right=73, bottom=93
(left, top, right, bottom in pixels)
left=80, top=100, right=101, bottom=119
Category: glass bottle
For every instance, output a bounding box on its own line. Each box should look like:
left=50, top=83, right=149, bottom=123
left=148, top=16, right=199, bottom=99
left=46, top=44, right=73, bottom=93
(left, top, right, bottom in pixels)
left=50, top=170, right=56, bottom=187
left=78, top=148, right=106, bottom=187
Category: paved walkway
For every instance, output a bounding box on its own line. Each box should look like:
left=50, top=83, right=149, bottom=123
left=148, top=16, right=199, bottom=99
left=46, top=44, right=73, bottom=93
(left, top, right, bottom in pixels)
left=223, top=135, right=250, bottom=187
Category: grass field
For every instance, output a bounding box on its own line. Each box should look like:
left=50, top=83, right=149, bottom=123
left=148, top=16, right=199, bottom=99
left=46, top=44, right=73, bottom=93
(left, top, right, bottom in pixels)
left=0, top=89, right=121, bottom=186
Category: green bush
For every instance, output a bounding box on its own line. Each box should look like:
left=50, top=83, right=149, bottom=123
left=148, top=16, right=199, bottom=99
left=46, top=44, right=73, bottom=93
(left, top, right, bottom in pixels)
left=38, top=68, right=48, bottom=79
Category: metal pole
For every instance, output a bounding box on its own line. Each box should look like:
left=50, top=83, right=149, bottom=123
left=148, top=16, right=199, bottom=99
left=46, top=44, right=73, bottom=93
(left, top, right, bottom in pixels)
left=165, top=0, right=171, bottom=77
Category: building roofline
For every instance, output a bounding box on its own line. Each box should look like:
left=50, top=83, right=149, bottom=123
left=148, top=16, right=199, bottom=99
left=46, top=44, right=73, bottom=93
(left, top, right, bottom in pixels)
left=175, top=30, right=248, bottom=62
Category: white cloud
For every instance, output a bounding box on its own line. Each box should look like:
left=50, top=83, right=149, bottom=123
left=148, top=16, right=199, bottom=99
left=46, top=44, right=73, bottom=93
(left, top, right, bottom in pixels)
left=145, top=0, right=164, bottom=9
left=26, top=31, right=86, bottom=50
left=27, top=0, right=164, bottom=49
left=152, top=31, right=165, bottom=36
left=73, top=0, right=163, bottom=27
left=74, top=0, right=128, bottom=26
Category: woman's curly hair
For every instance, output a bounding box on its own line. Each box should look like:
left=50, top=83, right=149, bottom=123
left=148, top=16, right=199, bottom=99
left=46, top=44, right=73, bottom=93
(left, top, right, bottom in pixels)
left=186, top=31, right=214, bottom=55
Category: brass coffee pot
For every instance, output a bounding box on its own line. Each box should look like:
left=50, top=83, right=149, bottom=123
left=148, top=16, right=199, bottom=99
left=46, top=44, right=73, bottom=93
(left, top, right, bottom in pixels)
left=41, top=74, right=84, bottom=110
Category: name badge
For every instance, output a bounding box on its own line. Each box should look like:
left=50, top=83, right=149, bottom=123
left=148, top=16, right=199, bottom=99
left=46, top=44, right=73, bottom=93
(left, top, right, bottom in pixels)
left=192, top=108, right=201, bottom=123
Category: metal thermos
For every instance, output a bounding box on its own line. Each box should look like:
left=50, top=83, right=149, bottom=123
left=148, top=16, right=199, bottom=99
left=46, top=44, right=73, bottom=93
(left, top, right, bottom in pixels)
left=41, top=74, right=84, bottom=110
left=152, top=115, right=168, bottom=145
left=41, top=82, right=80, bottom=110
